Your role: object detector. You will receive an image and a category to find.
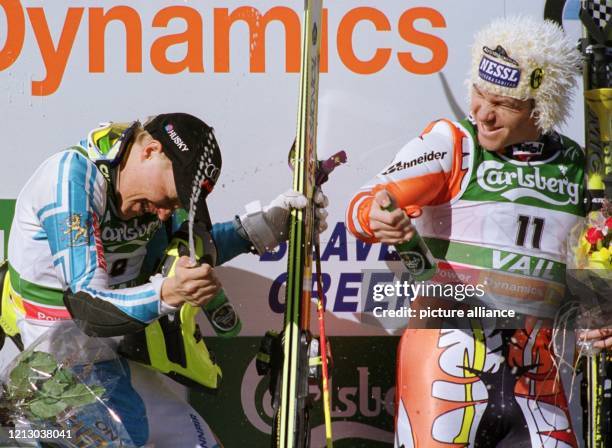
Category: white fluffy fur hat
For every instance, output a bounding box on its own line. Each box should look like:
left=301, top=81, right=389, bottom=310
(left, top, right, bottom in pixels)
left=470, top=16, right=583, bottom=134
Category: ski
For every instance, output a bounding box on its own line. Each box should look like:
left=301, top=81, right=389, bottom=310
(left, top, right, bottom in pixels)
left=580, top=0, right=611, bottom=207
left=274, top=1, right=324, bottom=447
left=578, top=1, right=611, bottom=447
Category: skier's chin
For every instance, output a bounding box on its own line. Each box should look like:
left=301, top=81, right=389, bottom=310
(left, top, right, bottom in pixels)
left=477, top=135, right=505, bottom=152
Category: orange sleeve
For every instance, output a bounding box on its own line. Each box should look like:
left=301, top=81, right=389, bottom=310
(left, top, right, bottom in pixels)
left=346, top=119, right=468, bottom=242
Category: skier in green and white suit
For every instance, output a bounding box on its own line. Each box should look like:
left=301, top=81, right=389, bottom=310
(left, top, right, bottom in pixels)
left=348, top=16, right=610, bottom=448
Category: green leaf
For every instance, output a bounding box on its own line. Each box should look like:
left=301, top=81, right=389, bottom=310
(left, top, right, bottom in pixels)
left=26, top=352, right=57, bottom=375
left=8, top=362, right=33, bottom=398
left=59, top=383, right=101, bottom=407
left=53, top=368, right=74, bottom=385
left=29, top=397, right=68, bottom=419
left=8, top=351, right=59, bottom=401
left=89, top=385, right=105, bottom=398
left=41, top=376, right=69, bottom=397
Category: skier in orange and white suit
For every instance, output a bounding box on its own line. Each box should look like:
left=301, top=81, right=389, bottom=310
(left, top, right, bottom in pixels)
left=347, top=17, right=612, bottom=447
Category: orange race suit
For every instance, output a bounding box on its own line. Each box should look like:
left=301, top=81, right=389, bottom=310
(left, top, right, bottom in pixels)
left=347, top=117, right=586, bottom=448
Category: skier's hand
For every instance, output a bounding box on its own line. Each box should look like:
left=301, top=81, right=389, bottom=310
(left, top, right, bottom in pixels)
left=369, top=190, right=415, bottom=244
left=161, top=256, right=221, bottom=307
left=240, top=189, right=328, bottom=254
left=578, top=327, right=612, bottom=351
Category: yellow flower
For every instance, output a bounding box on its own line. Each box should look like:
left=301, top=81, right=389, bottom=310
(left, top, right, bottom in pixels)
left=588, top=246, right=612, bottom=270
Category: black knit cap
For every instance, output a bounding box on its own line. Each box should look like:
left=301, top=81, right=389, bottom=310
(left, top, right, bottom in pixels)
left=144, top=113, right=222, bottom=228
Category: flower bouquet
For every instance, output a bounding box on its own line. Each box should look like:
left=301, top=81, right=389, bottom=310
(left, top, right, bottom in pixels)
left=0, top=322, right=137, bottom=447
left=566, top=201, right=612, bottom=354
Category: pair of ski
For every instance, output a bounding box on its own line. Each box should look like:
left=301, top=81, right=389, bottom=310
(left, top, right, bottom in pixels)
left=263, top=1, right=340, bottom=447
left=580, top=1, right=611, bottom=447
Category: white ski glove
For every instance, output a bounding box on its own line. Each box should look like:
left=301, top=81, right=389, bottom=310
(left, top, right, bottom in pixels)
left=240, top=189, right=329, bottom=254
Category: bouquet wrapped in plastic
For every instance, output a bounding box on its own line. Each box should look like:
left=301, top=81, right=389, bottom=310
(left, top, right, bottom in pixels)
left=0, top=322, right=137, bottom=447
left=568, top=205, right=612, bottom=271
left=566, top=201, right=612, bottom=354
